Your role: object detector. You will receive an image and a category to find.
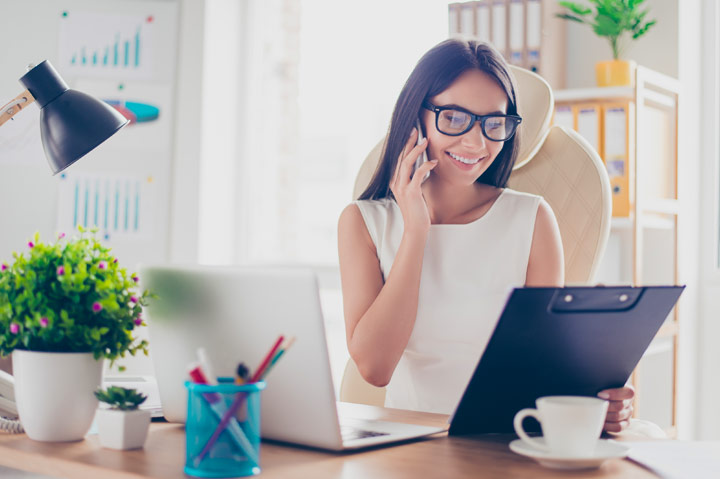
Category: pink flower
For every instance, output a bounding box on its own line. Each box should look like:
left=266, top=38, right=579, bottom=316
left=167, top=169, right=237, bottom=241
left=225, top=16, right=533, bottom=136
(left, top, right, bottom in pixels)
left=9, top=323, right=19, bottom=334
left=98, top=261, right=108, bottom=270
left=57, top=266, right=65, bottom=276
left=130, top=296, right=138, bottom=303
left=92, top=302, right=103, bottom=313
left=28, top=241, right=34, bottom=248
left=113, top=258, right=118, bottom=264
left=0, top=264, right=6, bottom=272
left=134, top=317, right=143, bottom=326
left=132, top=276, right=139, bottom=283
left=58, top=232, right=65, bottom=240
left=40, top=317, right=48, bottom=328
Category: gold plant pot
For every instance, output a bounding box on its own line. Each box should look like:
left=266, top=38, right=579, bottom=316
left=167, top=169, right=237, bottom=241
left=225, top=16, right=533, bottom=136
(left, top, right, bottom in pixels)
left=595, top=60, right=637, bottom=87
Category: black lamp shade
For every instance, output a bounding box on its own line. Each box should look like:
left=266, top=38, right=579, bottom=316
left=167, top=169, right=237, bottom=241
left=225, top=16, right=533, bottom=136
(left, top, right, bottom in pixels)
left=19, top=60, right=128, bottom=174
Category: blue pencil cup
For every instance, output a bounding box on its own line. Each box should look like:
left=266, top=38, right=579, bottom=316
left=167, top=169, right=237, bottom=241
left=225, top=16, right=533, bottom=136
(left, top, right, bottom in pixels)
left=184, top=379, right=266, bottom=478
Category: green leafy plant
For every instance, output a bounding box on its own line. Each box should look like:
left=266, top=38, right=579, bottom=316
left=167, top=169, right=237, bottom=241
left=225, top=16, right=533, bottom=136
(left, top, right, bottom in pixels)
left=556, top=0, right=657, bottom=60
left=94, top=386, right=147, bottom=411
left=0, top=227, right=150, bottom=365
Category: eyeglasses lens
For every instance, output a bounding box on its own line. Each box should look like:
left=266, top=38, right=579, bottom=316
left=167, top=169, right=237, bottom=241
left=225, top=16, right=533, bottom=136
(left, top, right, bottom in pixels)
left=437, top=109, right=518, bottom=141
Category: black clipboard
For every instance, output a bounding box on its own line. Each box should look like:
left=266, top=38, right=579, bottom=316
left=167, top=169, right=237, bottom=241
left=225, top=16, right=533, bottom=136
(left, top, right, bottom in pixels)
left=448, top=285, right=684, bottom=436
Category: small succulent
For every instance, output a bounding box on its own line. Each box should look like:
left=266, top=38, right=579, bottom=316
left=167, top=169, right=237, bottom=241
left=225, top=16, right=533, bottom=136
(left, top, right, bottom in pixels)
left=95, top=386, right=147, bottom=411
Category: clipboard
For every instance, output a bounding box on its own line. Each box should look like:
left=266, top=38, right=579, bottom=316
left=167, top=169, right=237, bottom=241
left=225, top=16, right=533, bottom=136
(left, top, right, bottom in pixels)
left=448, top=285, right=684, bottom=436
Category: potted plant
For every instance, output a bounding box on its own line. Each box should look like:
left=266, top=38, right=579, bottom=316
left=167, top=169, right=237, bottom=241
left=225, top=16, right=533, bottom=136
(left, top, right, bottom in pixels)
left=556, top=0, right=657, bottom=87
left=94, top=386, right=150, bottom=449
left=0, top=227, right=150, bottom=442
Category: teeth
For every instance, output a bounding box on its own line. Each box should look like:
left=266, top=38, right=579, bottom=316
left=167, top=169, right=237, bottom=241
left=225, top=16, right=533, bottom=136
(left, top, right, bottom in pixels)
left=448, top=152, right=481, bottom=164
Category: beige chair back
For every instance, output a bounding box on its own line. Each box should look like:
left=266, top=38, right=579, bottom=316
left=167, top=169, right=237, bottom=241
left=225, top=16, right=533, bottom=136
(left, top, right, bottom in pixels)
left=342, top=66, right=612, bottom=406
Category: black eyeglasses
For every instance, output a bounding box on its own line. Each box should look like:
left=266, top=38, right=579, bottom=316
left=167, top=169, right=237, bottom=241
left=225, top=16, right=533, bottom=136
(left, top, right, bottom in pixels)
left=422, top=101, right=522, bottom=142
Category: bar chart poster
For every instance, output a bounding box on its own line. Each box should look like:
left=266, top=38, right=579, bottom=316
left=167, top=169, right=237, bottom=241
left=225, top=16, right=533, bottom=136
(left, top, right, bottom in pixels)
left=56, top=173, right=155, bottom=240
left=58, top=11, right=155, bottom=80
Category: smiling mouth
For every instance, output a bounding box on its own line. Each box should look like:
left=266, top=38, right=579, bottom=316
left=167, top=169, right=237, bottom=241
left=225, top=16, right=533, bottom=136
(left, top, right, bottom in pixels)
left=447, top=151, right=483, bottom=165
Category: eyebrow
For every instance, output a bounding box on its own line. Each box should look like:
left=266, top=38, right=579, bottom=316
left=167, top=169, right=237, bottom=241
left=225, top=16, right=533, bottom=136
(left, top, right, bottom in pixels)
left=436, top=103, right=507, bottom=116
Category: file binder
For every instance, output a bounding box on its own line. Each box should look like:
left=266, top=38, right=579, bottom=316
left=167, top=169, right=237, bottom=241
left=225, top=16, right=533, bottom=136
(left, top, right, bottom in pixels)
left=460, top=2, right=475, bottom=36
left=553, top=105, right=574, bottom=130
left=603, top=103, right=631, bottom=217
left=475, top=0, right=491, bottom=42
left=575, top=104, right=602, bottom=156
left=492, top=0, right=507, bottom=55
left=525, top=0, right=542, bottom=72
left=509, top=0, right=524, bottom=65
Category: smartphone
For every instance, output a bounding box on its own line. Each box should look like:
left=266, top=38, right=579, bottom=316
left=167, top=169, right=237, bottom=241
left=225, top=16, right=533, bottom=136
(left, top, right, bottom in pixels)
left=413, top=121, right=430, bottom=183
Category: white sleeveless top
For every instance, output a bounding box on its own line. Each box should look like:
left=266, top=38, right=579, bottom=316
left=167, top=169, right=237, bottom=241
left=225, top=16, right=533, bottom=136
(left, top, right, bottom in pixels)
left=354, top=189, right=541, bottom=414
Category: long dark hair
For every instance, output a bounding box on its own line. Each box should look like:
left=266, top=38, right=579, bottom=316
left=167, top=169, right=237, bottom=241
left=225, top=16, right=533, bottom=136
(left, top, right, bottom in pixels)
left=358, top=39, right=520, bottom=201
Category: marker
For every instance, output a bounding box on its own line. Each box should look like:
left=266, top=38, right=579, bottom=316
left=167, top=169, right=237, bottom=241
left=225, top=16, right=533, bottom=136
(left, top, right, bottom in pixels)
left=235, top=363, right=250, bottom=385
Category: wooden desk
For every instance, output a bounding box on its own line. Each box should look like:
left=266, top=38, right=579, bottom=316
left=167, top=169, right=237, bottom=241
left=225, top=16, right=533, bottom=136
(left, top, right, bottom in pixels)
left=0, top=403, right=656, bottom=479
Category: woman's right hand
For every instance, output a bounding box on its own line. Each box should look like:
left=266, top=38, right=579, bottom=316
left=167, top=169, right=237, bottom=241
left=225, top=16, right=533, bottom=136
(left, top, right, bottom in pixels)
left=389, top=128, right=438, bottom=235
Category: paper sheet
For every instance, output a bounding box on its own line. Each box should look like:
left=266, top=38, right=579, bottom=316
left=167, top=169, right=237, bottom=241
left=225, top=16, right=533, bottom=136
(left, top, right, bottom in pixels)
left=628, top=441, right=720, bottom=479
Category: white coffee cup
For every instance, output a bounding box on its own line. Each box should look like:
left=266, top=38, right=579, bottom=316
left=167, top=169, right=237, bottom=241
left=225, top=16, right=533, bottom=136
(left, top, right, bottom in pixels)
left=513, top=396, right=608, bottom=457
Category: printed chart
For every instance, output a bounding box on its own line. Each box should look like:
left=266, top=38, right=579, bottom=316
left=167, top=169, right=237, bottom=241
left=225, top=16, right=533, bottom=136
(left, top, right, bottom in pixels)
left=56, top=173, right=154, bottom=239
left=58, top=11, right=155, bottom=80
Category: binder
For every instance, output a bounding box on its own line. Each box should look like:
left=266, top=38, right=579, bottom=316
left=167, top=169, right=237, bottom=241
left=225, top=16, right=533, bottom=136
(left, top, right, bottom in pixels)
left=525, top=0, right=542, bottom=72
left=460, top=2, right=475, bottom=36
left=553, top=105, right=574, bottom=130
left=574, top=104, right=602, bottom=157
left=509, top=0, right=524, bottom=65
left=475, top=0, right=491, bottom=43
left=448, top=3, right=462, bottom=36
left=491, top=0, right=507, bottom=55
left=603, top=103, right=631, bottom=217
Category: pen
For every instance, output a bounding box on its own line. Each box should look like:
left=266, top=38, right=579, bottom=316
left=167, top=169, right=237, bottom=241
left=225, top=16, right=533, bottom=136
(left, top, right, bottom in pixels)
left=261, top=336, right=295, bottom=380
left=196, top=335, right=286, bottom=463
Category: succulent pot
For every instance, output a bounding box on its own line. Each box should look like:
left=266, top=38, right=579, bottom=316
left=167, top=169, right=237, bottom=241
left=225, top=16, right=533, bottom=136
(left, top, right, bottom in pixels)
left=13, top=350, right=102, bottom=442
left=96, top=408, right=151, bottom=450
left=595, top=60, right=636, bottom=87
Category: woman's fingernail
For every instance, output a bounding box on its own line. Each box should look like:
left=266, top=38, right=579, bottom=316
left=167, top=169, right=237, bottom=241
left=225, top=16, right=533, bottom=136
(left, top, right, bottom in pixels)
left=598, top=392, right=610, bottom=399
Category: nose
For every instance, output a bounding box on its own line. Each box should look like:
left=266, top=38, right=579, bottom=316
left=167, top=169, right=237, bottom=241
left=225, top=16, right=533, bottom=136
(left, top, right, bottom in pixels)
left=460, top=121, right=488, bottom=150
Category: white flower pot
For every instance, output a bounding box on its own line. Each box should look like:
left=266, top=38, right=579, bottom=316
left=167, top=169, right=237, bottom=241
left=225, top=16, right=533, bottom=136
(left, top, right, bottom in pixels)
left=96, top=408, right=151, bottom=450
left=12, top=350, right=103, bottom=442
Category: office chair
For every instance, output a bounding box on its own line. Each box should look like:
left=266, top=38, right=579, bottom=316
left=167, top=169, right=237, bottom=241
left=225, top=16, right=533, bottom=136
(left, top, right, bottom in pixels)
left=341, top=66, right=612, bottom=406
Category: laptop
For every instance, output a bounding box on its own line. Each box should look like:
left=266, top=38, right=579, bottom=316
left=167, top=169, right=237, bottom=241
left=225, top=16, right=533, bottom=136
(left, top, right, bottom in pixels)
left=448, top=285, right=685, bottom=435
left=140, top=265, right=445, bottom=450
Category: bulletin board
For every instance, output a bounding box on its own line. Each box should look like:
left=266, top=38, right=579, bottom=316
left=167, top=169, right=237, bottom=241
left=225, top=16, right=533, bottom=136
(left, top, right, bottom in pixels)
left=0, top=0, right=179, bottom=268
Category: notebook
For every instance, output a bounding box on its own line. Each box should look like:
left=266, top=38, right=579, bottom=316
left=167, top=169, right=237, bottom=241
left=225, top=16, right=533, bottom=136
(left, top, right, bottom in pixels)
left=449, top=285, right=685, bottom=435
left=140, top=265, right=445, bottom=450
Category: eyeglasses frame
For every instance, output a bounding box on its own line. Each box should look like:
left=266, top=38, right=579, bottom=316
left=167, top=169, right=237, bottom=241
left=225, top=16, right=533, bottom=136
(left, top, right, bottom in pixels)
left=421, top=101, right=522, bottom=142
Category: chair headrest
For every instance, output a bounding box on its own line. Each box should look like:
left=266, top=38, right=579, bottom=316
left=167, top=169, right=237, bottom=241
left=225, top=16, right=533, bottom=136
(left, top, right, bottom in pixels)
left=509, top=66, right=554, bottom=169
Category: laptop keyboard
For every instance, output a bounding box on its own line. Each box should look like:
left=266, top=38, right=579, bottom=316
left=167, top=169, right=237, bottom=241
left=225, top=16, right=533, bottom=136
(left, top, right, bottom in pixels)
left=340, top=425, right=390, bottom=442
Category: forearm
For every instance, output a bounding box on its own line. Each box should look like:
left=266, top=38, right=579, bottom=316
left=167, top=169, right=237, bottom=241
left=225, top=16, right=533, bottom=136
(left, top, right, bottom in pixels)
left=347, top=231, right=427, bottom=387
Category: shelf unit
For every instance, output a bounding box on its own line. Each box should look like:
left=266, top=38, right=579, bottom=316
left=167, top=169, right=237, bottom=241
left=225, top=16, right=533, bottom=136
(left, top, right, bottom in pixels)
left=448, top=0, right=566, bottom=89
left=554, top=67, right=681, bottom=435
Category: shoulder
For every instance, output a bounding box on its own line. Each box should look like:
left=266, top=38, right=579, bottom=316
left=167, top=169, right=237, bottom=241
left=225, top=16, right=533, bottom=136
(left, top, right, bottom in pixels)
left=494, top=188, right=544, bottom=215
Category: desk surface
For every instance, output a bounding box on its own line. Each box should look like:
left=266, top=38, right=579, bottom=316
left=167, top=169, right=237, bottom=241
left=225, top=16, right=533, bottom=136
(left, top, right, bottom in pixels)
left=0, top=403, right=656, bottom=479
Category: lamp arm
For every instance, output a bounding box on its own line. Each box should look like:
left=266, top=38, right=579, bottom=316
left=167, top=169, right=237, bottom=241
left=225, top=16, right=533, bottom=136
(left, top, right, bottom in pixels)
left=0, top=90, right=36, bottom=128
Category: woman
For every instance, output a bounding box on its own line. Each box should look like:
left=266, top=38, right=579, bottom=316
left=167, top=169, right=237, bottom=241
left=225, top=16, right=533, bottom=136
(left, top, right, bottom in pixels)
left=338, top=39, right=633, bottom=433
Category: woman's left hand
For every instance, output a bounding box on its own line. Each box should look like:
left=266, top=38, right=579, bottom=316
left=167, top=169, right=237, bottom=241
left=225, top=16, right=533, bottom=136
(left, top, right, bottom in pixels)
left=598, top=385, right=635, bottom=433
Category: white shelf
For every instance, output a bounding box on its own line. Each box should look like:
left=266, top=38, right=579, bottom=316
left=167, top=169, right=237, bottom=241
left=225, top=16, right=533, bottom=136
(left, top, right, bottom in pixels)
left=554, top=87, right=634, bottom=102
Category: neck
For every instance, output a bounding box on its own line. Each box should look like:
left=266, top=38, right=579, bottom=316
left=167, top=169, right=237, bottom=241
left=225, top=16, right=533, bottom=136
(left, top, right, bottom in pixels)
left=423, top=176, right=487, bottom=224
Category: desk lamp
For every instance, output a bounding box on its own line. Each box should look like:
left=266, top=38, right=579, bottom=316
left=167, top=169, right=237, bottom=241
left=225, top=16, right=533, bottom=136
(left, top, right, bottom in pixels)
left=0, top=60, right=128, bottom=174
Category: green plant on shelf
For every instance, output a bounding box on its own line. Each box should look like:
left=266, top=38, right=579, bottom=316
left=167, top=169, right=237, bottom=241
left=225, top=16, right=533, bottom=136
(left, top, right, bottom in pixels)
left=556, top=0, right=657, bottom=60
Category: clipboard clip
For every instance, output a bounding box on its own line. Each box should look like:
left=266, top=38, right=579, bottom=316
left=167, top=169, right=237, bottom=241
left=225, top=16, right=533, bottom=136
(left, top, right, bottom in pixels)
left=550, top=287, right=643, bottom=313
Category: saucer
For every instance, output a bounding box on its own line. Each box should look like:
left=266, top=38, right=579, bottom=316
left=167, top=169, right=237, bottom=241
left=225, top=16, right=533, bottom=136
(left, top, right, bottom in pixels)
left=509, top=438, right=630, bottom=470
